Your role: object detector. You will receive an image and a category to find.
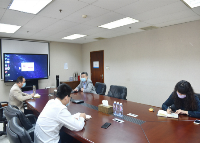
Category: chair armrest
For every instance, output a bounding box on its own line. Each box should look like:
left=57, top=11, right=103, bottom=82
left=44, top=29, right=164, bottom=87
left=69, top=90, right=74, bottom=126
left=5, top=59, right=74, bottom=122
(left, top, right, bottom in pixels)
left=0, top=101, right=8, bottom=104
left=25, top=114, right=37, bottom=123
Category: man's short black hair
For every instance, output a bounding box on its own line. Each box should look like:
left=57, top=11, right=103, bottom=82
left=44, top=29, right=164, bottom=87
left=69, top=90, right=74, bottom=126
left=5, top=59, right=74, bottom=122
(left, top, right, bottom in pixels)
left=16, top=76, right=24, bottom=83
left=81, top=72, right=88, bottom=76
left=56, top=83, right=72, bottom=100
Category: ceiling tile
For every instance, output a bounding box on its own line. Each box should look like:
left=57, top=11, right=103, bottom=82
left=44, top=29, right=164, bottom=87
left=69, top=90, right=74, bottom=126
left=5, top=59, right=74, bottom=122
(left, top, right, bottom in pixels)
left=80, top=27, right=108, bottom=35
left=0, top=0, right=11, bottom=9
left=44, top=20, right=79, bottom=33
left=79, top=0, right=97, bottom=4
left=193, top=7, right=200, bottom=15
left=155, top=15, right=200, bottom=27
left=23, top=15, right=58, bottom=33
left=145, top=9, right=198, bottom=25
left=38, top=0, right=88, bottom=19
left=0, top=8, right=6, bottom=19
left=64, top=24, right=96, bottom=34
left=64, top=5, right=110, bottom=23
left=0, top=32, right=13, bottom=37
left=83, top=12, right=125, bottom=26
left=115, top=0, right=178, bottom=16
left=132, top=1, right=189, bottom=21
left=92, top=0, right=138, bottom=10
left=0, top=9, right=35, bottom=26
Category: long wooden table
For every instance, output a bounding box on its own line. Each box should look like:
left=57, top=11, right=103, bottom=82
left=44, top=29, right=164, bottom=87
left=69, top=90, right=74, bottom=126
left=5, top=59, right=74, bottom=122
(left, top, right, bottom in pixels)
left=24, top=89, right=200, bottom=143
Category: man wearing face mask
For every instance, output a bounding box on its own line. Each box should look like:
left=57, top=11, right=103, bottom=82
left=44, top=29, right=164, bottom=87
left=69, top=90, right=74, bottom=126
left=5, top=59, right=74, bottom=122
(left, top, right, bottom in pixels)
left=162, top=80, right=200, bottom=118
left=34, top=83, right=86, bottom=143
left=73, top=72, right=96, bottom=94
left=9, top=76, right=35, bottom=114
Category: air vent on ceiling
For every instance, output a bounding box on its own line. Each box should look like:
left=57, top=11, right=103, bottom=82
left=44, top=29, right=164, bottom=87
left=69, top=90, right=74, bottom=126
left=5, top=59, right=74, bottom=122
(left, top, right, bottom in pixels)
left=140, top=26, right=158, bottom=31
left=95, top=37, right=106, bottom=40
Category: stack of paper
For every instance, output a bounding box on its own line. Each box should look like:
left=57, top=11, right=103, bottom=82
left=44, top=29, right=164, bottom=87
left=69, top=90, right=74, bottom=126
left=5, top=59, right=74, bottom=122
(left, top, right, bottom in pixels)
left=34, top=94, right=41, bottom=98
left=73, top=112, right=92, bottom=120
left=157, top=110, right=178, bottom=118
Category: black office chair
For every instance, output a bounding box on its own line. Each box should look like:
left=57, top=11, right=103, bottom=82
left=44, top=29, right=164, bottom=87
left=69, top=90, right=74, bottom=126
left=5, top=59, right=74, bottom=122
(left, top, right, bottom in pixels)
left=95, top=82, right=106, bottom=95
left=4, top=104, right=36, bottom=141
left=7, top=117, right=33, bottom=143
left=0, top=101, right=8, bottom=136
left=107, top=85, right=127, bottom=100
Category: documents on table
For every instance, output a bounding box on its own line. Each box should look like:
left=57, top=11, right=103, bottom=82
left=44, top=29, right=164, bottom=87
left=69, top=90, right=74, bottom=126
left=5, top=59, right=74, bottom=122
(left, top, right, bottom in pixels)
left=157, top=110, right=178, bottom=118
left=127, top=113, right=138, bottom=117
left=73, top=112, right=92, bottom=120
left=34, top=94, right=41, bottom=98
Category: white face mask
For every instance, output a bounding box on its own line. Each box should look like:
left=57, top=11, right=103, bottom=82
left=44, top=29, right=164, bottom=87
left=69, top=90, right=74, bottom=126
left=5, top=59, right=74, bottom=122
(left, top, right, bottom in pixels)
left=66, top=101, right=70, bottom=107
left=177, top=91, right=186, bottom=99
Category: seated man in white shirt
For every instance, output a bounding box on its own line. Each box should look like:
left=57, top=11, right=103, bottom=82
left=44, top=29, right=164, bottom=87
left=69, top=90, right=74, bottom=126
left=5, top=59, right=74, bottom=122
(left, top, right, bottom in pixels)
left=34, top=83, right=86, bottom=143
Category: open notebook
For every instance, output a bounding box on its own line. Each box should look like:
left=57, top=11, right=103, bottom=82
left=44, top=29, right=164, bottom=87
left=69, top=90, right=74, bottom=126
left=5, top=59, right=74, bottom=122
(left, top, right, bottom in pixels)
left=73, top=112, right=92, bottom=120
left=157, top=110, right=178, bottom=119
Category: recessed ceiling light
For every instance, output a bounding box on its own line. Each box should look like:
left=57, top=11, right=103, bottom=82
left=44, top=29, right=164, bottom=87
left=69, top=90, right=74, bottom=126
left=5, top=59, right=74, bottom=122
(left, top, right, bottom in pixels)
left=9, top=0, right=53, bottom=14
left=98, top=17, right=139, bottom=29
left=0, top=23, right=21, bottom=33
left=182, top=0, right=200, bottom=8
left=62, top=34, right=87, bottom=40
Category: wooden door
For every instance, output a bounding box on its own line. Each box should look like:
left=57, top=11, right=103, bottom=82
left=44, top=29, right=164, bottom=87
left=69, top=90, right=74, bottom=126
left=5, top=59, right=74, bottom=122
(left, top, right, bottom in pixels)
left=90, top=50, right=104, bottom=85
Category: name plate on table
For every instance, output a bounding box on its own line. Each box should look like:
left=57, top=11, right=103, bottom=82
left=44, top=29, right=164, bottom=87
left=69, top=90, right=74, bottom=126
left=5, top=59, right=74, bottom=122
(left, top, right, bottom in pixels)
left=98, top=104, right=113, bottom=114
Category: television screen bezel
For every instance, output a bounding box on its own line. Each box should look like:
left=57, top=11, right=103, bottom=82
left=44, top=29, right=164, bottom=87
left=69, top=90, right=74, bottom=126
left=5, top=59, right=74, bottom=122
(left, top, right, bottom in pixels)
left=4, top=53, right=48, bottom=82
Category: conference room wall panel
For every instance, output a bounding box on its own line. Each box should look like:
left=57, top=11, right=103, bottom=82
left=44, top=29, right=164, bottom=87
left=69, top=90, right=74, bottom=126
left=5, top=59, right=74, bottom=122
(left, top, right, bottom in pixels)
left=0, top=42, right=82, bottom=101
left=81, top=20, right=200, bottom=107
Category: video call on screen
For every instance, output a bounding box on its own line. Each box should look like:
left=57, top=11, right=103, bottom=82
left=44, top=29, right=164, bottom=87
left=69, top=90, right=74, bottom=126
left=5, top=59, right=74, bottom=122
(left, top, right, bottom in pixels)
left=4, top=54, right=48, bottom=81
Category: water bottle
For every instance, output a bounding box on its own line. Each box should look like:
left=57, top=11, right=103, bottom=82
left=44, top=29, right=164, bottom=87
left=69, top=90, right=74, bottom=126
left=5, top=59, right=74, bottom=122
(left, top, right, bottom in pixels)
left=119, top=103, right=123, bottom=117
left=116, top=102, right=120, bottom=116
left=33, top=85, right=36, bottom=94
left=113, top=101, right=116, bottom=115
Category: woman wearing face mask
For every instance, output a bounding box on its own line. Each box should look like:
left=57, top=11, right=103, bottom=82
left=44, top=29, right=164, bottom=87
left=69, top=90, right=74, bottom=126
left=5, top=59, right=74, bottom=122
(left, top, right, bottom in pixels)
left=162, top=80, right=200, bottom=118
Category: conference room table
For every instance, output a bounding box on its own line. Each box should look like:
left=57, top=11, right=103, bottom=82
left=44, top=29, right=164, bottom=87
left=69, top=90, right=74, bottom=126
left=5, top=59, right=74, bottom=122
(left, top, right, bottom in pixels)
left=24, top=89, right=200, bottom=143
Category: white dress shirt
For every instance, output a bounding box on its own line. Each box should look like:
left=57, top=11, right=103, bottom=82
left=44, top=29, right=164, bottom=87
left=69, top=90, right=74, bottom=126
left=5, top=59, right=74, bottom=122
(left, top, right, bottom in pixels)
left=34, top=98, right=85, bottom=143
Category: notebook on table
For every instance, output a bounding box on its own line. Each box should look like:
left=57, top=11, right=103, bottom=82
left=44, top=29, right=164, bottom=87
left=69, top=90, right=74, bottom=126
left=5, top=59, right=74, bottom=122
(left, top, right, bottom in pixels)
left=157, top=110, right=178, bottom=119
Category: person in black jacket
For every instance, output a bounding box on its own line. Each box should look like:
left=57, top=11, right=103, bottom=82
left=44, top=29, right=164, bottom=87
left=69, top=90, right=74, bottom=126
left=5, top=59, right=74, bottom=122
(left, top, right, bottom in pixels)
left=162, top=80, right=200, bottom=118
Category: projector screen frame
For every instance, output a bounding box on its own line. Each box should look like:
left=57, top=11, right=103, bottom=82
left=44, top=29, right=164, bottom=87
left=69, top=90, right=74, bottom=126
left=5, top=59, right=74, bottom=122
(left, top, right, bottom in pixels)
left=0, top=39, right=50, bottom=79
left=3, top=53, right=48, bottom=82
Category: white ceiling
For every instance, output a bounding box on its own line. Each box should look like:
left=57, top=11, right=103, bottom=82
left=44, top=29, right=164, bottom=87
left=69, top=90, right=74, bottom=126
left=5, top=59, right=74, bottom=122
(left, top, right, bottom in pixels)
left=0, top=0, right=200, bottom=44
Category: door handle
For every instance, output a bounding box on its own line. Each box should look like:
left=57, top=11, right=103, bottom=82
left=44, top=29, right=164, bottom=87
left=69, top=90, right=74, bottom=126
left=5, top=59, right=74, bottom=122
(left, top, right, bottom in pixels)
left=100, top=74, right=103, bottom=79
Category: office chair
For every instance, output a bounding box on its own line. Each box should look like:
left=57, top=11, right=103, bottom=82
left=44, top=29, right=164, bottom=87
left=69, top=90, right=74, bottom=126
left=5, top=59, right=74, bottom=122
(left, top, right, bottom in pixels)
left=7, top=117, right=33, bottom=143
left=4, top=104, right=36, bottom=141
left=107, top=85, right=127, bottom=100
left=0, top=101, right=8, bottom=136
left=95, top=82, right=106, bottom=95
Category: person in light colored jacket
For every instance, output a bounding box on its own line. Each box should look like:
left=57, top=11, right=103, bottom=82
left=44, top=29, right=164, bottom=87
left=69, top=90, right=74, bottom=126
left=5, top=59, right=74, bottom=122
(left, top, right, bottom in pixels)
left=74, top=72, right=96, bottom=94
left=9, top=76, right=34, bottom=114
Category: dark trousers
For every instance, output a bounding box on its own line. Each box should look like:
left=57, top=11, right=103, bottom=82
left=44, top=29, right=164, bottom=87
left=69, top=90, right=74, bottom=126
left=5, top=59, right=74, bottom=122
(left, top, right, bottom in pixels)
left=58, top=130, right=74, bottom=143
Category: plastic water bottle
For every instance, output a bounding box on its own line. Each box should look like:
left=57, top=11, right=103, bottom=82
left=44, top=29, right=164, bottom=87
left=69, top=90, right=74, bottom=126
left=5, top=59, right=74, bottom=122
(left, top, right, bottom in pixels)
left=33, top=85, right=36, bottom=94
left=113, top=101, right=116, bottom=115
left=116, top=102, right=120, bottom=116
left=119, top=103, right=123, bottom=117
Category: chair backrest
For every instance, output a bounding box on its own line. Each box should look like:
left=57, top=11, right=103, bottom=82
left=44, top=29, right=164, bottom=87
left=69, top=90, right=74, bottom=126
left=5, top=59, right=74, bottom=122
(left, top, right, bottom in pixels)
left=7, top=117, right=33, bottom=143
left=95, top=82, right=106, bottom=95
left=0, top=104, right=4, bottom=120
left=195, top=93, right=200, bottom=100
left=107, top=85, right=127, bottom=100
left=4, top=104, right=33, bottom=130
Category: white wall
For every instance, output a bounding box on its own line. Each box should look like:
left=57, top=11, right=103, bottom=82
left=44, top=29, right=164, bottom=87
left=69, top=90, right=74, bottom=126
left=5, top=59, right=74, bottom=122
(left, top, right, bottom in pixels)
left=0, top=42, right=82, bottom=101
left=81, top=20, right=200, bottom=107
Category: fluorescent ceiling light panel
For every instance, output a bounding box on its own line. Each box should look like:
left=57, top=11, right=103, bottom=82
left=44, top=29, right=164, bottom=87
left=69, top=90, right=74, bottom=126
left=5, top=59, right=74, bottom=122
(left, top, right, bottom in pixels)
left=9, top=0, right=53, bottom=14
left=0, top=23, right=21, bottom=33
left=98, top=17, right=139, bottom=29
left=62, top=34, right=87, bottom=40
left=182, top=0, right=200, bottom=8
